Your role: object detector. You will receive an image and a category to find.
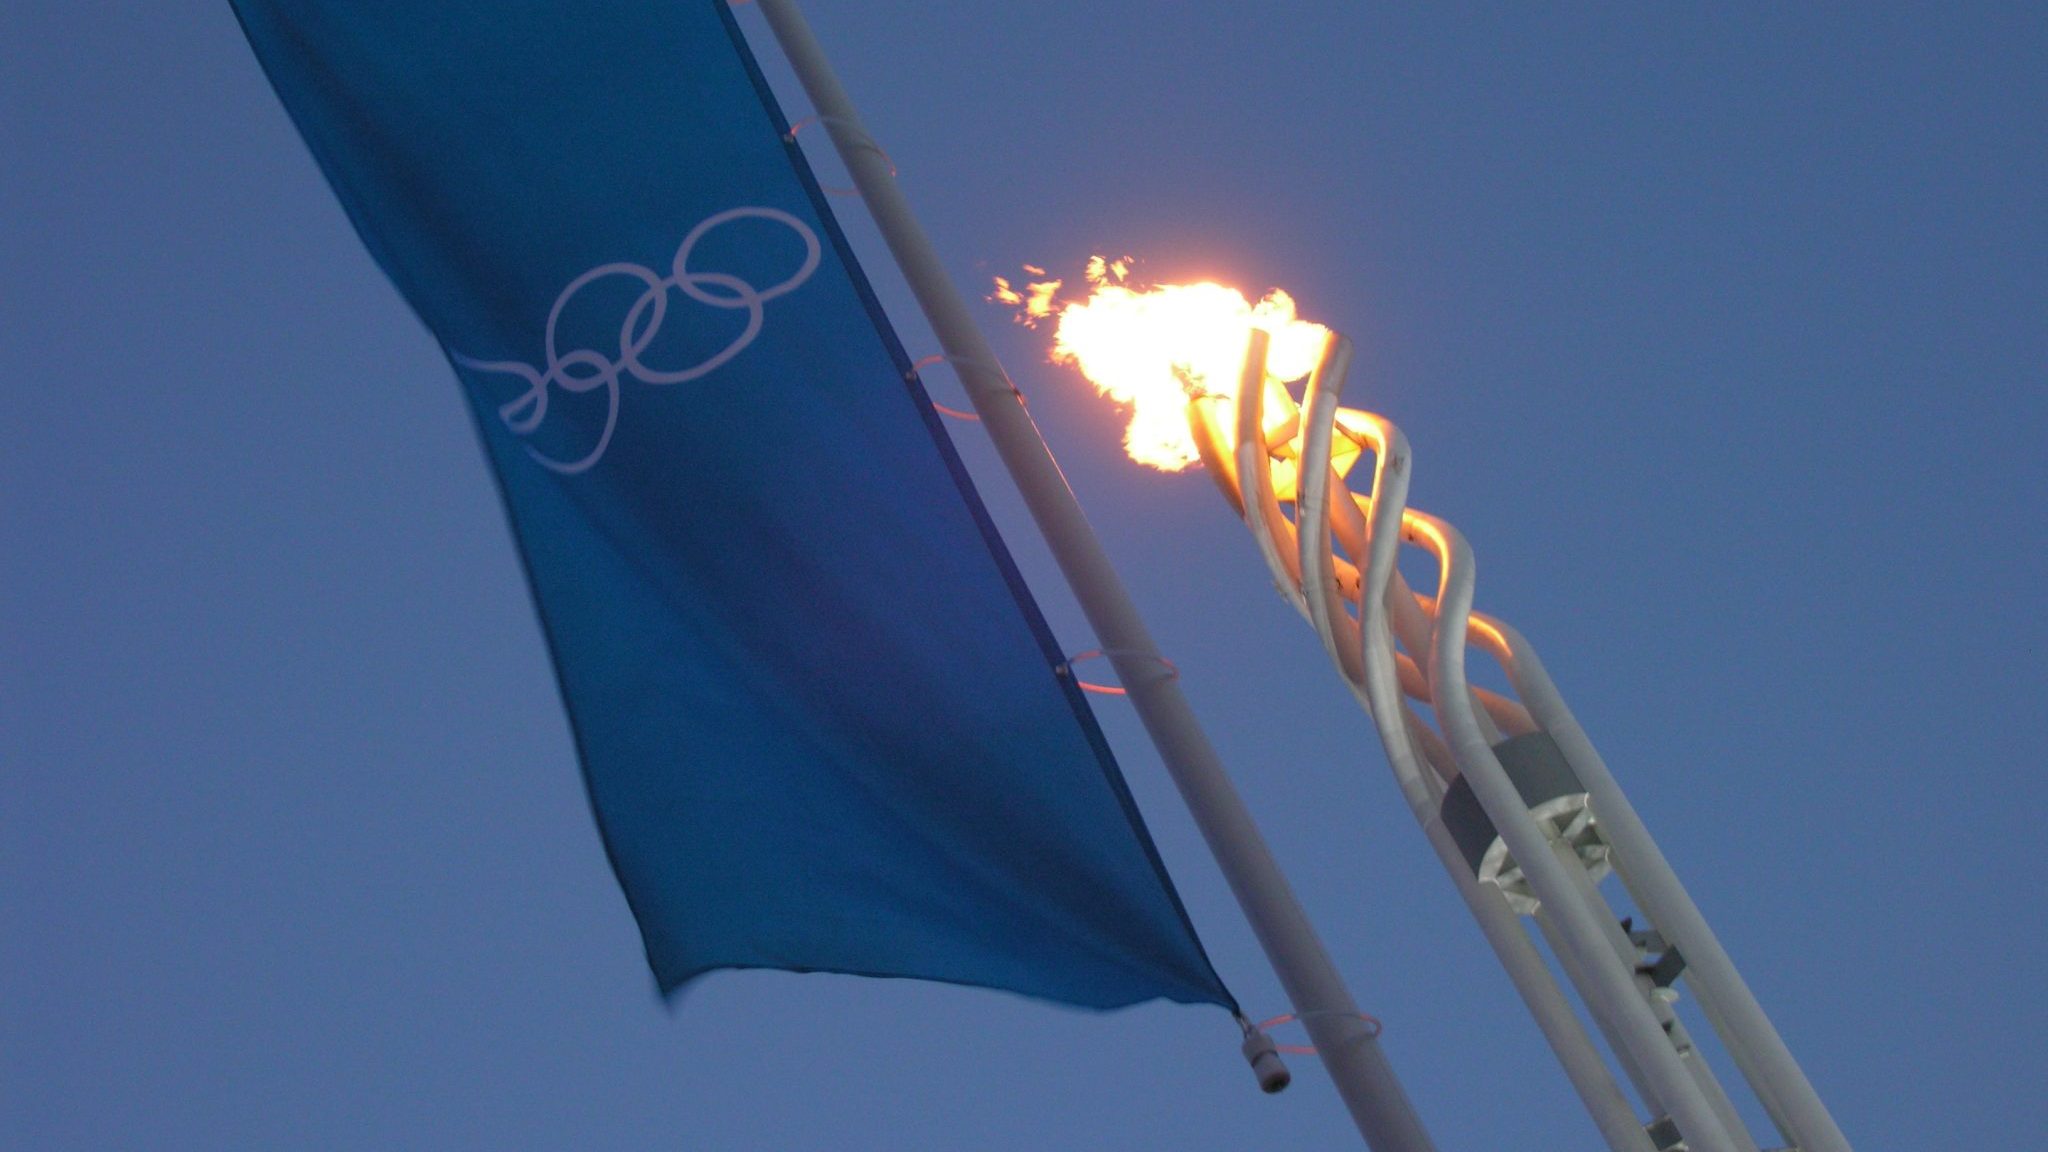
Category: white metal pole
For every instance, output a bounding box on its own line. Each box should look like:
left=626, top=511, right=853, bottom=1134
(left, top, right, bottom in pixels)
left=1279, top=358, right=1654, bottom=1152
left=749, top=4, right=1437, bottom=1150
left=1493, top=628, right=1853, bottom=1152
left=1414, top=514, right=1739, bottom=1152
left=1544, top=843, right=1762, bottom=1152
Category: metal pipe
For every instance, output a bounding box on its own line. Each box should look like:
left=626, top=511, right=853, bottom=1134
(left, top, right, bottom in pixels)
left=1605, top=856, right=1797, bottom=1147
left=1232, top=363, right=1651, bottom=1150
left=1528, top=900, right=1662, bottom=1112
left=751, top=5, right=1436, bottom=1149
left=1233, top=331, right=1311, bottom=619
left=1202, top=327, right=1843, bottom=1152
left=1293, top=405, right=1530, bottom=743
left=1548, top=842, right=1761, bottom=1152
left=1306, top=368, right=1655, bottom=1152
left=1489, top=623, right=1851, bottom=1152
left=1408, top=511, right=1739, bottom=1152
left=1295, top=337, right=1366, bottom=689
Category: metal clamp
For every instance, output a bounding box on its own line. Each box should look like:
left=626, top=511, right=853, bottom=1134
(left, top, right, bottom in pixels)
left=782, top=115, right=896, bottom=195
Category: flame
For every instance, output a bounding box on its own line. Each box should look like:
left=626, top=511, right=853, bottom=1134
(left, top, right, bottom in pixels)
left=1024, top=279, right=1063, bottom=324
left=988, top=275, right=1064, bottom=327
left=995, top=257, right=1330, bottom=471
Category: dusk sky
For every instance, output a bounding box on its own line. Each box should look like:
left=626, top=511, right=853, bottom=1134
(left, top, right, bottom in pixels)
left=7, top=4, right=2044, bottom=1149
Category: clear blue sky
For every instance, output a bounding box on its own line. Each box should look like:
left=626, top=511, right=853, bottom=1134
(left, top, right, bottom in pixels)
left=6, top=4, right=2043, bottom=1149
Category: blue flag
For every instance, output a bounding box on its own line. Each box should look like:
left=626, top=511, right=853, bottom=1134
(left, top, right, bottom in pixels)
left=231, top=0, right=1232, bottom=1011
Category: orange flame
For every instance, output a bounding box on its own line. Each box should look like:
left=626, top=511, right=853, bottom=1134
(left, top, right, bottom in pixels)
left=994, top=257, right=1329, bottom=471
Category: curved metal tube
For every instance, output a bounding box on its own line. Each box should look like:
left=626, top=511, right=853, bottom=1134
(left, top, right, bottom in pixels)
left=1408, top=508, right=1739, bottom=1152
left=1233, top=330, right=1309, bottom=619
left=1297, top=338, right=1367, bottom=689
left=1195, top=326, right=1856, bottom=1152
left=1252, top=335, right=1656, bottom=1152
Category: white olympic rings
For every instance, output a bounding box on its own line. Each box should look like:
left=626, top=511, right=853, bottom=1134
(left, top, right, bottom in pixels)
left=453, top=206, right=821, bottom=474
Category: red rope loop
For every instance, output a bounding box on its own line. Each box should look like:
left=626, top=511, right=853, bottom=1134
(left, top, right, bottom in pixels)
left=907, top=353, right=1014, bottom=421
left=1057, top=649, right=1180, bottom=697
left=1256, top=1011, right=1384, bottom=1055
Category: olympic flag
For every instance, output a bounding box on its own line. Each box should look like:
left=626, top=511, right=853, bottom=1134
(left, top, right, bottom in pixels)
left=229, top=0, right=1233, bottom=1011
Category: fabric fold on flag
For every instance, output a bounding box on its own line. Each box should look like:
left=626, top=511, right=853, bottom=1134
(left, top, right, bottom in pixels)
left=231, top=0, right=1233, bottom=1012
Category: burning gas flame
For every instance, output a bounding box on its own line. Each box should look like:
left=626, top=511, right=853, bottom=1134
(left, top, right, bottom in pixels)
left=993, top=257, right=1329, bottom=471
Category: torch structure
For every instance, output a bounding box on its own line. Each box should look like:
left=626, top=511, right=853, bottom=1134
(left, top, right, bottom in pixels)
left=1187, top=329, right=1851, bottom=1152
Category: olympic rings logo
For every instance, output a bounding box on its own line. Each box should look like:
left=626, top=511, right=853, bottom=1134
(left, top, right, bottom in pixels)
left=453, top=207, right=821, bottom=474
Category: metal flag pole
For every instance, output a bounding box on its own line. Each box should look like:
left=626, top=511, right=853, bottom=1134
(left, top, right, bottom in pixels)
left=750, top=3, right=1436, bottom=1149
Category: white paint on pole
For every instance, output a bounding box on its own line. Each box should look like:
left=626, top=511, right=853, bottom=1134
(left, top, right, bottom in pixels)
left=749, top=4, right=1438, bottom=1150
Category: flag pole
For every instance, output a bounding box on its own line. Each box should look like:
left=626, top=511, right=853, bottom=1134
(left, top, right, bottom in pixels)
left=749, top=4, right=1436, bottom=1149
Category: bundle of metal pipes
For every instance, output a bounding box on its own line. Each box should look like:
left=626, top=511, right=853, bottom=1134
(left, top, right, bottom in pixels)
left=1185, top=331, right=1852, bottom=1152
